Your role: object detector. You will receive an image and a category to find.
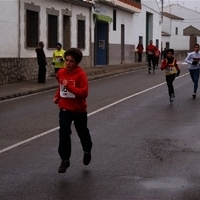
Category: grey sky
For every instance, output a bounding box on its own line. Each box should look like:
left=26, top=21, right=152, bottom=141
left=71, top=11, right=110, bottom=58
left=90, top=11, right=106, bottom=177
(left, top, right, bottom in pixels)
left=163, top=0, right=200, bottom=11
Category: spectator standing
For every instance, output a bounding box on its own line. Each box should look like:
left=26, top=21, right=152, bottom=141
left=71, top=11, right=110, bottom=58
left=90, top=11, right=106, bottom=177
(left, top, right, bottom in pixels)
left=136, top=42, right=144, bottom=62
left=35, top=41, right=47, bottom=83
left=155, top=46, right=161, bottom=67
left=161, top=47, right=167, bottom=60
left=52, top=43, right=66, bottom=74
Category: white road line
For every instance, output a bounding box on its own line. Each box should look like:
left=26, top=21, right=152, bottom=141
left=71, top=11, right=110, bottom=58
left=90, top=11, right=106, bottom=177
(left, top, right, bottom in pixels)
left=0, top=72, right=189, bottom=154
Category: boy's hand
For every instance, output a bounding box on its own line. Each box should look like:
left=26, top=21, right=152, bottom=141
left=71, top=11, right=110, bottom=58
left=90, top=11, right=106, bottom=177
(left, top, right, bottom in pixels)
left=176, top=70, right=180, bottom=77
left=53, top=97, right=59, bottom=104
left=62, top=79, right=68, bottom=87
left=192, top=60, right=198, bottom=65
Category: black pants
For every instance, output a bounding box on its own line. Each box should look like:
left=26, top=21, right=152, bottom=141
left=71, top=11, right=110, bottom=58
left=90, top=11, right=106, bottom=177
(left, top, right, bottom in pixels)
left=148, top=55, right=155, bottom=70
left=138, top=53, right=142, bottom=62
left=38, top=65, right=46, bottom=83
left=58, top=109, right=93, bottom=160
left=166, top=74, right=176, bottom=96
left=155, top=57, right=159, bottom=66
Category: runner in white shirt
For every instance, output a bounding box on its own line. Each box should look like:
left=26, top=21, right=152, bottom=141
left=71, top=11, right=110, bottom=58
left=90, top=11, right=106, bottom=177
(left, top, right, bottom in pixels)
left=185, top=44, right=200, bottom=99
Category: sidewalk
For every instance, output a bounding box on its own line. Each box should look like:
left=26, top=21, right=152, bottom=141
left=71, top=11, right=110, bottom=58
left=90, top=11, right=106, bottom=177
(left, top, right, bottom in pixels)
left=0, top=62, right=147, bottom=101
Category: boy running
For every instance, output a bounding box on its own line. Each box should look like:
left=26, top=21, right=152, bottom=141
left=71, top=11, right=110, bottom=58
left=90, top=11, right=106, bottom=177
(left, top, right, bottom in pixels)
left=54, top=48, right=93, bottom=173
left=185, top=44, right=200, bottom=99
left=160, top=49, right=180, bottom=103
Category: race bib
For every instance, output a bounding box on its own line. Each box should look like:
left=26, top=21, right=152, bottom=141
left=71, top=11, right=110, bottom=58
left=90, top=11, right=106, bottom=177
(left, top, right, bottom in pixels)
left=60, top=80, right=75, bottom=98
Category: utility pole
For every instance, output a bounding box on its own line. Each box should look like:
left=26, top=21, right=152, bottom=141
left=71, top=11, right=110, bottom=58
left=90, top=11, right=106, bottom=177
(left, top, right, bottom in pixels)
left=161, top=0, right=164, bottom=23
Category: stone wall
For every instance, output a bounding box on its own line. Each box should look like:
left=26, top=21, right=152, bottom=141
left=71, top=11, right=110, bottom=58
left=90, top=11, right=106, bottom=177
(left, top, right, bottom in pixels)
left=0, top=56, right=91, bottom=85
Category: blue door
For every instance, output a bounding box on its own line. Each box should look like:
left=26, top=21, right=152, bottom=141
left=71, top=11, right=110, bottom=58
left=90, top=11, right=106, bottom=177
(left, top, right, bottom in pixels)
left=96, top=22, right=108, bottom=65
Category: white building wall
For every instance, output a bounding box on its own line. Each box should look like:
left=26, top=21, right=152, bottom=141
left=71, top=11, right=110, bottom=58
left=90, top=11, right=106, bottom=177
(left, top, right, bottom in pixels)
left=164, top=4, right=200, bottom=30
left=0, top=0, right=19, bottom=57
left=20, top=0, right=91, bottom=58
left=66, top=4, right=91, bottom=55
left=162, top=17, right=171, bottom=34
left=134, top=1, right=161, bottom=49
left=109, top=9, right=133, bottom=45
left=170, top=35, right=189, bottom=50
left=91, top=3, right=132, bottom=45
left=162, top=4, right=200, bottom=51
left=162, top=36, right=170, bottom=46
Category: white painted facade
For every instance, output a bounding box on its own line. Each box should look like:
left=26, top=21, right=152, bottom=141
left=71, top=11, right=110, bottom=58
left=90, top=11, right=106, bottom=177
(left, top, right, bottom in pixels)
left=0, top=0, right=19, bottom=57
left=162, top=4, right=200, bottom=50
left=135, top=1, right=162, bottom=49
left=0, top=0, right=161, bottom=59
left=0, top=0, right=92, bottom=58
left=91, top=0, right=161, bottom=50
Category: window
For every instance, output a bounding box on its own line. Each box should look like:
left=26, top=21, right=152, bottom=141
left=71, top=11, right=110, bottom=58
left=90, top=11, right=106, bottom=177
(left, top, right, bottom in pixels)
left=166, top=42, right=170, bottom=49
left=26, top=10, right=39, bottom=47
left=175, top=27, right=178, bottom=35
left=156, top=39, right=159, bottom=48
left=48, top=15, right=58, bottom=48
left=139, top=36, right=143, bottom=43
left=113, top=9, right=116, bottom=31
left=77, top=20, right=85, bottom=49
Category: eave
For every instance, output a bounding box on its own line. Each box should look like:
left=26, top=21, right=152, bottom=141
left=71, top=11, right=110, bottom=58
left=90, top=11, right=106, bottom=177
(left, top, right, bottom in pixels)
left=98, top=0, right=141, bottom=13
left=63, top=0, right=94, bottom=7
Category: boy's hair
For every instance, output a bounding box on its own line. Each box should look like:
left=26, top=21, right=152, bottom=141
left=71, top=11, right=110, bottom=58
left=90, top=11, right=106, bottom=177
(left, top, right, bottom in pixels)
left=56, top=42, right=62, bottom=47
left=194, top=43, right=199, bottom=48
left=166, top=49, right=174, bottom=55
left=65, top=48, right=83, bottom=64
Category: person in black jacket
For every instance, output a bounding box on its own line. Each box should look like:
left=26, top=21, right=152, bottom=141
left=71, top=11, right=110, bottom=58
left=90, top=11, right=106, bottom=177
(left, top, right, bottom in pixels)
left=35, top=41, right=47, bottom=83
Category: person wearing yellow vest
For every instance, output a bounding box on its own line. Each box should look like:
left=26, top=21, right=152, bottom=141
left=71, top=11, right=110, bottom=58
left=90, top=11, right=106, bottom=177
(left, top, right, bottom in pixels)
left=52, top=43, right=66, bottom=74
left=160, top=49, right=180, bottom=103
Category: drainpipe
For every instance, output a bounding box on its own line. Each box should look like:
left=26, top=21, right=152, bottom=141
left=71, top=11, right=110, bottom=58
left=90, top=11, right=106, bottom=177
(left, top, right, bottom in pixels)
left=89, top=6, right=92, bottom=67
left=18, top=0, right=20, bottom=58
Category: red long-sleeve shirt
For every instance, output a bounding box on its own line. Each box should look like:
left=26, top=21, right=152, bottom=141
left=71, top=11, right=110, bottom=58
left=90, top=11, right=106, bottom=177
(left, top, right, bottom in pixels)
left=54, top=66, right=88, bottom=112
left=146, top=44, right=157, bottom=55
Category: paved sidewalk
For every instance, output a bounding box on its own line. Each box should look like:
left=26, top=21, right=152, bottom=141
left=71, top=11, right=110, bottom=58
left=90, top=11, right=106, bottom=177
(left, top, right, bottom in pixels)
left=0, top=62, right=147, bottom=100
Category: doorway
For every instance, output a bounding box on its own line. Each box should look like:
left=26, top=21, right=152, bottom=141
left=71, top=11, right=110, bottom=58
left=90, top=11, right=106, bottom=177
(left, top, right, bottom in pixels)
left=63, top=15, right=71, bottom=51
left=95, top=22, right=108, bottom=65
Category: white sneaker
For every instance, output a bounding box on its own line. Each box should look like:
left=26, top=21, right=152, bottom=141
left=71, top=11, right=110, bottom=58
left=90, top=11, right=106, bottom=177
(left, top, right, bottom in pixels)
left=170, top=94, right=175, bottom=101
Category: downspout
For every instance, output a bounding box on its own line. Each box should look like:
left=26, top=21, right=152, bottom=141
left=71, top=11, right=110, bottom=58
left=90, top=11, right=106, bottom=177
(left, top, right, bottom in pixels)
left=89, top=6, right=92, bottom=67
left=18, top=0, right=20, bottom=58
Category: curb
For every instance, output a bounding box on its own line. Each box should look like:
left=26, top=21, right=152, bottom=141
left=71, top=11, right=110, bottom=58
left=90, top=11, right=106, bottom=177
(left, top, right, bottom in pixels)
left=0, top=64, right=147, bottom=101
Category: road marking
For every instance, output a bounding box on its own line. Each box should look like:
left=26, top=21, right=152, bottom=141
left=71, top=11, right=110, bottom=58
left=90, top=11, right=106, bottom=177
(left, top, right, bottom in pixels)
left=0, top=68, right=145, bottom=103
left=0, top=72, right=189, bottom=154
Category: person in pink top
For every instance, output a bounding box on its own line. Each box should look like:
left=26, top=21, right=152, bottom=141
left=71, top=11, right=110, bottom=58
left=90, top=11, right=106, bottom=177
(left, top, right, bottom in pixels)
left=155, top=46, right=161, bottom=68
left=136, top=42, right=144, bottom=62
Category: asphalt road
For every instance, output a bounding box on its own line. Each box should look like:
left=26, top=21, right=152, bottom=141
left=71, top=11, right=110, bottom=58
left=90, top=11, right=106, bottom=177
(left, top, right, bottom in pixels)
left=1, top=64, right=200, bottom=200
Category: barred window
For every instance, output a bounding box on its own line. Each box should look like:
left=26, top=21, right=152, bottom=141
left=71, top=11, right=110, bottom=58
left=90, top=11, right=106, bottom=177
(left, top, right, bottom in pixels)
left=48, top=15, right=58, bottom=48
left=26, top=10, right=38, bottom=47
left=77, top=20, right=85, bottom=49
